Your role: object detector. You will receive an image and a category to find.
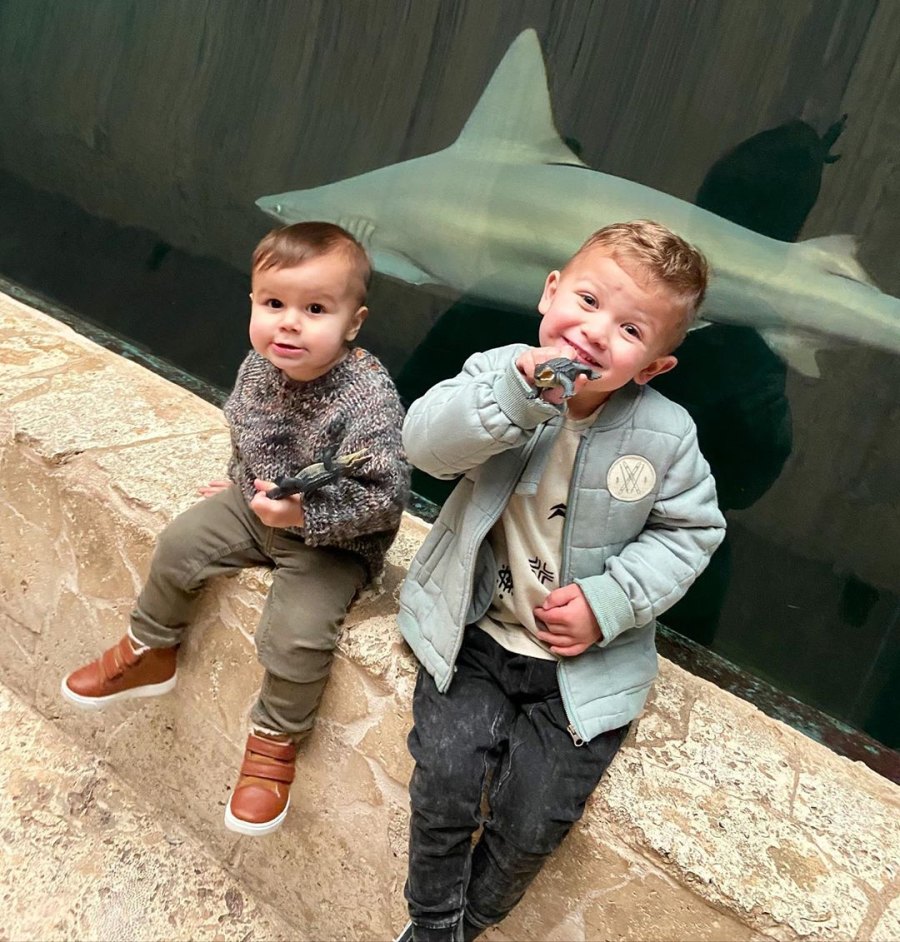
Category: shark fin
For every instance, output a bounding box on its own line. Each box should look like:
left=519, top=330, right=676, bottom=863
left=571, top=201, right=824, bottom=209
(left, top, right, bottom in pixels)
left=759, top=327, right=823, bottom=378
left=369, top=249, right=437, bottom=286
left=800, top=235, right=876, bottom=286
left=451, top=29, right=586, bottom=168
left=337, top=216, right=439, bottom=285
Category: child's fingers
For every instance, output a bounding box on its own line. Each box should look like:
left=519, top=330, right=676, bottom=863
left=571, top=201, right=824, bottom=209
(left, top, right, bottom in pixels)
left=549, top=640, right=592, bottom=657
left=535, top=627, right=576, bottom=645
left=533, top=605, right=569, bottom=627
left=541, top=584, right=579, bottom=609
left=535, top=628, right=588, bottom=656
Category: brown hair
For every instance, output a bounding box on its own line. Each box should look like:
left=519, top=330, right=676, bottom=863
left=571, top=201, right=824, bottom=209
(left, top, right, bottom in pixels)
left=252, top=222, right=372, bottom=305
left=574, top=220, right=709, bottom=349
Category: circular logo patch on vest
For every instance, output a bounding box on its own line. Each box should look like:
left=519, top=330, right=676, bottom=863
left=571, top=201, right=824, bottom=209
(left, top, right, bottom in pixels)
left=607, top=455, right=657, bottom=502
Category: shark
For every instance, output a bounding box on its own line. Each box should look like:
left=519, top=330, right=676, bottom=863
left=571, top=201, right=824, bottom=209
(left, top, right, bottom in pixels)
left=256, top=29, right=900, bottom=376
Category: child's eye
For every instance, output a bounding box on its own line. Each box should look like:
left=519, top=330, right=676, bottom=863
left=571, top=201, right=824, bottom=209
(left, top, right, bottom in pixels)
left=581, top=294, right=598, bottom=307
left=265, top=298, right=284, bottom=310
left=309, top=303, right=325, bottom=315
left=623, top=324, right=642, bottom=339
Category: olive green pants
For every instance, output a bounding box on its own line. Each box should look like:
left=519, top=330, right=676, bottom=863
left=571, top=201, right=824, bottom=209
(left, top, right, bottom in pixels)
left=130, top=485, right=365, bottom=739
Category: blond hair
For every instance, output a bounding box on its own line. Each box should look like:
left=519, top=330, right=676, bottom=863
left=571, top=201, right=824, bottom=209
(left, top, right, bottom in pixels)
left=252, top=222, right=371, bottom=306
left=573, top=220, right=709, bottom=349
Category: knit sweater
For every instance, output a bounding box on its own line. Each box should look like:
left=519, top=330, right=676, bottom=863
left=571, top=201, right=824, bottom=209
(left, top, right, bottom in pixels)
left=223, top=347, right=409, bottom=579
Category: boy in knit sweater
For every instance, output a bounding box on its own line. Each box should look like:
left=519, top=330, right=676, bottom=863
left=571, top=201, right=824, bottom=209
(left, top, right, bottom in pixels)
left=61, top=222, right=409, bottom=836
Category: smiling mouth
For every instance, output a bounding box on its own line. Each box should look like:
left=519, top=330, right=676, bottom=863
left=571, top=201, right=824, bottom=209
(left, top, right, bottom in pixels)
left=566, top=340, right=601, bottom=369
left=272, top=342, right=304, bottom=354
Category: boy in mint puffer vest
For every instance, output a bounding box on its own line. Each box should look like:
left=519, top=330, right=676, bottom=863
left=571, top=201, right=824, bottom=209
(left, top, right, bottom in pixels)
left=396, top=220, right=725, bottom=941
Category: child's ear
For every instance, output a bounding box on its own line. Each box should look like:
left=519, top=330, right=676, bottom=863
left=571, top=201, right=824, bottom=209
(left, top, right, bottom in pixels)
left=537, top=271, right=561, bottom=315
left=345, top=306, right=368, bottom=342
left=635, top=354, right=677, bottom=385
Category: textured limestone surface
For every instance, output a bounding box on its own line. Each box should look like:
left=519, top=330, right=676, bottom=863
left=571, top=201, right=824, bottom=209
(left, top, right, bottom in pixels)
left=2, top=293, right=899, bottom=941
left=0, top=681, right=295, bottom=942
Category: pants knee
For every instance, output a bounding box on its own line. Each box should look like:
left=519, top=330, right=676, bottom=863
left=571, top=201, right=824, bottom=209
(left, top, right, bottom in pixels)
left=489, top=805, right=573, bottom=857
left=256, top=630, right=334, bottom=685
left=150, top=514, right=201, bottom=586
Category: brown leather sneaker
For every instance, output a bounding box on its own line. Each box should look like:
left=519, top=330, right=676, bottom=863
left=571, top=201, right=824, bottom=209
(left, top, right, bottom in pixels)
left=61, top=635, right=178, bottom=710
left=224, top=733, right=297, bottom=836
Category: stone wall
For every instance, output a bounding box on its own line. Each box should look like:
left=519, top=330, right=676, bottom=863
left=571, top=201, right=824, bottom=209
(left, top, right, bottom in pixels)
left=1, top=293, right=898, bottom=942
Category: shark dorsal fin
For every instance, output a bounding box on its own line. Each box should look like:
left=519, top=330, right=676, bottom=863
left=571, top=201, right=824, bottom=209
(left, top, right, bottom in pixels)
left=451, top=29, right=586, bottom=168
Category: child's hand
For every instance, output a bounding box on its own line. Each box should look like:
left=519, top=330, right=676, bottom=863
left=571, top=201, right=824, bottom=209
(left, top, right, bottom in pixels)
left=198, top=480, right=231, bottom=498
left=249, top=479, right=305, bottom=528
left=516, top=346, right=590, bottom=406
left=533, top=583, right=602, bottom=656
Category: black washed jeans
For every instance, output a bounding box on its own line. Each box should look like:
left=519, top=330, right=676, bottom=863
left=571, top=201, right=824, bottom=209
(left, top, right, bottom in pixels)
left=405, top=628, right=629, bottom=942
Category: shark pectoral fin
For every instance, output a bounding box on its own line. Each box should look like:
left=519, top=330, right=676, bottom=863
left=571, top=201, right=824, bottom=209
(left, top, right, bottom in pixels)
left=760, top=327, right=823, bottom=378
left=337, top=219, right=438, bottom=284
left=450, top=29, right=586, bottom=168
left=800, top=235, right=876, bottom=286
left=370, top=249, right=439, bottom=286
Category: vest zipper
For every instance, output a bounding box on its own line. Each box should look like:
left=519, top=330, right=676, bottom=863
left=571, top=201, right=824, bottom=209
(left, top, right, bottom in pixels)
left=446, top=431, right=545, bottom=679
left=559, top=431, right=591, bottom=748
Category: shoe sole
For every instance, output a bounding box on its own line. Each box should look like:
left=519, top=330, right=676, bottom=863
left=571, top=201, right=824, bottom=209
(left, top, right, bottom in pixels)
left=59, top=673, right=177, bottom=710
left=393, top=922, right=413, bottom=942
left=224, top=794, right=290, bottom=837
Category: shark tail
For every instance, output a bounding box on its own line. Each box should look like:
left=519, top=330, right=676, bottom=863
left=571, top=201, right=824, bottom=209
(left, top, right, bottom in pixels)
left=798, top=234, right=875, bottom=286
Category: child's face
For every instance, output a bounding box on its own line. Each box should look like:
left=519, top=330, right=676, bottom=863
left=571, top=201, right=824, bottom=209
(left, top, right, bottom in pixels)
left=537, top=245, right=680, bottom=412
left=249, top=252, right=367, bottom=382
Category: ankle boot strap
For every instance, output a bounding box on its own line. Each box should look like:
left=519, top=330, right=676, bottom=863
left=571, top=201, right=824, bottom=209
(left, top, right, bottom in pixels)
left=245, top=734, right=297, bottom=762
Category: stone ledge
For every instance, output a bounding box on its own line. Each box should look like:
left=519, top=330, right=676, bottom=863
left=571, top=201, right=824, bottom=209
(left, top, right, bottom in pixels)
left=1, top=292, right=898, bottom=941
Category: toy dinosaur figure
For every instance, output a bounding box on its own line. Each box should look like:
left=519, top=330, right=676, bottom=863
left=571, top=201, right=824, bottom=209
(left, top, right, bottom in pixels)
left=533, top=357, right=601, bottom=399
left=266, top=448, right=372, bottom=500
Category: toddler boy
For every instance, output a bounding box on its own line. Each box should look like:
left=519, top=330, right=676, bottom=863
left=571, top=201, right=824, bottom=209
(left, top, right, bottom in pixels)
left=397, top=220, right=726, bottom=939
left=62, top=221, right=409, bottom=836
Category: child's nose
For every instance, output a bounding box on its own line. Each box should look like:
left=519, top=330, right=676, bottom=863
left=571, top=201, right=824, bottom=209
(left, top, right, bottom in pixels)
left=281, top=307, right=303, bottom=329
left=583, top=319, right=609, bottom=347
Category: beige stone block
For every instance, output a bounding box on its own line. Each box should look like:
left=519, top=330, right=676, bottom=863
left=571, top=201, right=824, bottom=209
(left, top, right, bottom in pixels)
left=339, top=613, right=418, bottom=697
left=872, top=896, right=900, bottom=942
left=230, top=724, right=408, bottom=939
left=174, top=593, right=265, bottom=742
left=34, top=586, right=135, bottom=716
left=0, top=372, right=53, bottom=410
left=0, top=611, right=38, bottom=701
left=358, top=697, right=415, bottom=787
left=0, top=304, right=97, bottom=379
left=319, top=654, right=375, bottom=727
left=599, top=706, right=873, bottom=941
left=388, top=514, right=430, bottom=570
left=792, top=761, right=900, bottom=891
left=4, top=360, right=224, bottom=462
left=346, top=561, right=407, bottom=627
left=61, top=700, right=234, bottom=849
left=0, top=682, right=296, bottom=942
left=502, top=828, right=757, bottom=942
left=0, top=451, right=71, bottom=633
left=90, top=429, right=232, bottom=518
left=59, top=483, right=157, bottom=602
